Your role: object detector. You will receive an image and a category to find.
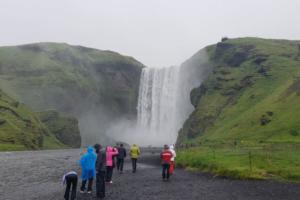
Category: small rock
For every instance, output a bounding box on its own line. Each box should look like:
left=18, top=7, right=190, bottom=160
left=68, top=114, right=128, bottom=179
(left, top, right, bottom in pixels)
left=260, top=115, right=271, bottom=126
left=0, top=119, right=6, bottom=125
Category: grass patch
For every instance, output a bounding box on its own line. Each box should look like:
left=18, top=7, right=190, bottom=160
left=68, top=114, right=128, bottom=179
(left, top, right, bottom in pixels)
left=0, top=143, right=27, bottom=151
left=177, top=143, right=300, bottom=182
left=42, top=134, right=67, bottom=150
left=177, top=38, right=300, bottom=182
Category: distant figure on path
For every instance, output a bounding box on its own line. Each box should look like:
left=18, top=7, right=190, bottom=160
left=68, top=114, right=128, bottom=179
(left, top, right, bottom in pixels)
left=160, top=144, right=173, bottom=181
left=117, top=143, right=127, bottom=173
left=113, top=145, right=118, bottom=171
left=79, top=146, right=97, bottom=194
left=106, top=146, right=119, bottom=183
left=94, top=144, right=106, bottom=199
left=130, top=144, right=140, bottom=173
left=169, top=145, right=176, bottom=175
left=62, top=171, right=78, bottom=200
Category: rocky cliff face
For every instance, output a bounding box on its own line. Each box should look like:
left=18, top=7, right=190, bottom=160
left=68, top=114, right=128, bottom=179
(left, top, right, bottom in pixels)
left=177, top=38, right=300, bottom=145
left=37, top=111, right=81, bottom=148
left=0, top=43, right=144, bottom=145
left=0, top=90, right=64, bottom=150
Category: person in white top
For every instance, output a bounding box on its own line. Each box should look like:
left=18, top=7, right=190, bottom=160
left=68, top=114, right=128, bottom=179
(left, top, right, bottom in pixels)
left=169, top=145, right=176, bottom=161
left=169, top=145, right=176, bottom=175
left=62, top=171, right=78, bottom=200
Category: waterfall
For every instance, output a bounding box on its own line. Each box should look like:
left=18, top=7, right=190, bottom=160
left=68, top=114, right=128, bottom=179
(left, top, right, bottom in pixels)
left=108, top=50, right=211, bottom=146
left=137, top=65, right=199, bottom=145
left=137, top=67, right=179, bottom=143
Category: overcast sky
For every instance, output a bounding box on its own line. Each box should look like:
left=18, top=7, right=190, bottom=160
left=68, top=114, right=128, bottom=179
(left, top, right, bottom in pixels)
left=0, top=0, right=300, bottom=67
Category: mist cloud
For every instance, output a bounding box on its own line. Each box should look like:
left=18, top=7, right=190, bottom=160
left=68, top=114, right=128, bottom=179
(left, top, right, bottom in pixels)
left=0, top=0, right=300, bottom=67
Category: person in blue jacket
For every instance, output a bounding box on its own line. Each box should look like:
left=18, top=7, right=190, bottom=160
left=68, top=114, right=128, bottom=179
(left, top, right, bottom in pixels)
left=79, top=146, right=96, bottom=194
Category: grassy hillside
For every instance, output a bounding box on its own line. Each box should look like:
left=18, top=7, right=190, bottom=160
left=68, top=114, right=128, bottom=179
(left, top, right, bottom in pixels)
left=0, top=89, right=64, bottom=151
left=0, top=43, right=144, bottom=144
left=177, top=37, right=300, bottom=181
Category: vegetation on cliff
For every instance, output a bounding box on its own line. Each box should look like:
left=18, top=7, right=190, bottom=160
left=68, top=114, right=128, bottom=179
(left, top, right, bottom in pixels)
left=0, top=42, right=144, bottom=144
left=37, top=110, right=81, bottom=148
left=177, top=37, right=300, bottom=181
left=0, top=90, right=64, bottom=151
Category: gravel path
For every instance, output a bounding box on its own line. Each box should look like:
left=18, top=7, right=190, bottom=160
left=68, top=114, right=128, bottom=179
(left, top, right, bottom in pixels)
left=0, top=149, right=299, bottom=200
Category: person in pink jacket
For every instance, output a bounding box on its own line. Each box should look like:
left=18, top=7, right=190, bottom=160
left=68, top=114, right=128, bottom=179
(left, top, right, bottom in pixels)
left=105, top=146, right=118, bottom=183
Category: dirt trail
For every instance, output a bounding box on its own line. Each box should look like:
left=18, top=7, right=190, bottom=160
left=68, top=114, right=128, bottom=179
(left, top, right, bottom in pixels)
left=0, top=149, right=299, bottom=200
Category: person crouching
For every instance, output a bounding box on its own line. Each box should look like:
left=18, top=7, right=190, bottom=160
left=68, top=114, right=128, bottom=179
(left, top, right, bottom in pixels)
left=62, top=171, right=78, bottom=200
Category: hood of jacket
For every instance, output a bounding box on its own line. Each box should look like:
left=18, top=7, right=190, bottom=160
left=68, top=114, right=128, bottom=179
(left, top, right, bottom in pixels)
left=106, top=146, right=113, bottom=152
left=87, top=146, right=94, bottom=154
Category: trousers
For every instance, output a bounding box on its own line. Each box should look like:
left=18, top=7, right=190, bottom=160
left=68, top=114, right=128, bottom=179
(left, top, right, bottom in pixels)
left=117, top=158, right=124, bottom=172
left=64, top=174, right=78, bottom=200
left=131, top=158, right=137, bottom=172
left=162, top=163, right=170, bottom=179
left=96, top=171, right=106, bottom=198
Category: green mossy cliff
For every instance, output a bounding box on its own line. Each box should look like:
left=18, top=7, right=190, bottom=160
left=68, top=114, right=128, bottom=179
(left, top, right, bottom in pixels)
left=0, top=90, right=64, bottom=151
left=0, top=43, right=144, bottom=144
left=177, top=37, right=300, bottom=145
left=176, top=38, right=300, bottom=181
left=37, top=110, right=81, bottom=148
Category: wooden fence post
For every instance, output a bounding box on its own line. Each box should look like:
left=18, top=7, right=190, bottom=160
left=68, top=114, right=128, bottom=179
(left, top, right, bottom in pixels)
left=248, top=151, right=253, bottom=172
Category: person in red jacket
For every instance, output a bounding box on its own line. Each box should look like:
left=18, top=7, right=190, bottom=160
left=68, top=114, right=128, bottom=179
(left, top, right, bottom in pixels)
left=160, top=144, right=173, bottom=181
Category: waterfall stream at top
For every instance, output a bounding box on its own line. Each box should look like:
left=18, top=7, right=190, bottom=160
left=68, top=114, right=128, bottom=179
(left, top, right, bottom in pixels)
left=137, top=66, right=181, bottom=144
left=109, top=50, right=211, bottom=146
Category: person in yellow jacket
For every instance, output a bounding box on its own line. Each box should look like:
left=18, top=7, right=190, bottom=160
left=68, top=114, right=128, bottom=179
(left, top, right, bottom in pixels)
left=130, top=144, right=140, bottom=173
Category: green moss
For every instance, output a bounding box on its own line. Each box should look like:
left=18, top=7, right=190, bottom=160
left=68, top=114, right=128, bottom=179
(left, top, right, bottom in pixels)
left=37, top=110, right=81, bottom=148
left=177, top=37, right=300, bottom=181
left=0, top=143, right=27, bottom=151
left=177, top=143, right=300, bottom=182
left=0, top=42, right=144, bottom=145
left=0, top=43, right=143, bottom=118
left=42, top=134, right=66, bottom=150
left=0, top=89, right=65, bottom=151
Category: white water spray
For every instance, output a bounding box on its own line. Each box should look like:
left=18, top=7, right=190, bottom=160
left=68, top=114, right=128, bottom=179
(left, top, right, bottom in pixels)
left=108, top=50, right=211, bottom=146
left=135, top=50, right=211, bottom=146
left=137, top=66, right=181, bottom=144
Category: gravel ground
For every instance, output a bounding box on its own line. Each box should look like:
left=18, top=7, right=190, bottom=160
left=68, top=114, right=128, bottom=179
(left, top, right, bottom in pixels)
left=0, top=149, right=299, bottom=200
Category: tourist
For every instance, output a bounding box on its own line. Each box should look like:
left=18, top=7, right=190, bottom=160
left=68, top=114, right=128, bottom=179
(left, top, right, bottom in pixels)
left=62, top=171, right=78, bottom=200
left=169, top=144, right=176, bottom=175
left=160, top=144, right=173, bottom=181
left=117, top=143, right=127, bottom=173
left=79, top=146, right=97, bottom=193
left=130, top=144, right=140, bottom=173
left=94, top=144, right=106, bottom=199
left=106, top=146, right=119, bottom=183
left=113, top=145, right=118, bottom=170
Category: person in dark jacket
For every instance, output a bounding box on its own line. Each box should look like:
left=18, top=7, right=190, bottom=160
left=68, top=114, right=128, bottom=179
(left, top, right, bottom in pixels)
left=160, top=144, right=173, bottom=181
left=117, top=143, right=127, bottom=173
left=94, top=144, right=106, bottom=199
left=112, top=145, right=118, bottom=169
